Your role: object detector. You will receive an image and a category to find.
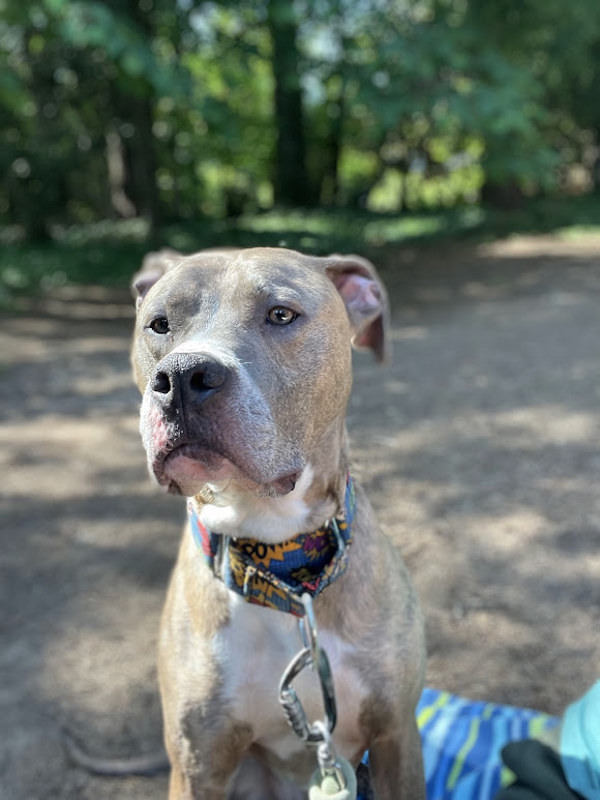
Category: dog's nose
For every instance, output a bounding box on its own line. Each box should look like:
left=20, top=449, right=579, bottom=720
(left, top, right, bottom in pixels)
left=151, top=352, right=229, bottom=413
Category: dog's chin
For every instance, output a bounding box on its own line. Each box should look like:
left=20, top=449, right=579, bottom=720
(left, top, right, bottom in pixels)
left=158, top=450, right=230, bottom=496
left=154, top=446, right=299, bottom=498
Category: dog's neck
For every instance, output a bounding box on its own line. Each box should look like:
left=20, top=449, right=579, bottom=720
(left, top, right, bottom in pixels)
left=191, top=427, right=351, bottom=542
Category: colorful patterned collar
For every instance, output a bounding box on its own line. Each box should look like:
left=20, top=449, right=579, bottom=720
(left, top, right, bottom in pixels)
left=187, top=475, right=356, bottom=617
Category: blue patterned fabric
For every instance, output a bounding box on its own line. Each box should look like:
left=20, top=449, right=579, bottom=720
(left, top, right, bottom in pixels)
left=358, top=688, right=559, bottom=800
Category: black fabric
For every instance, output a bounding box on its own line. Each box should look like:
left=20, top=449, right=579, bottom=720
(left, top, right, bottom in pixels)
left=495, top=740, right=585, bottom=800
left=356, top=762, right=374, bottom=800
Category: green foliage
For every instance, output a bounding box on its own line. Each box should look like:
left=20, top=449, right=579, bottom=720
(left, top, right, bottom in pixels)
left=47, top=0, right=191, bottom=98
left=1, top=0, right=600, bottom=248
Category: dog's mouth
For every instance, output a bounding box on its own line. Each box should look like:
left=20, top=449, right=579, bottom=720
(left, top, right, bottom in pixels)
left=154, top=442, right=299, bottom=498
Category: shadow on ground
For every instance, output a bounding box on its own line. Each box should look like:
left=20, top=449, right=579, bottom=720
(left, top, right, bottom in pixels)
left=1, top=235, right=599, bottom=799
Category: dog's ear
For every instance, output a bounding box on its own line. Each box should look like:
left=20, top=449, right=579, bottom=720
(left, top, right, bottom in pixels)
left=325, top=254, right=390, bottom=362
left=132, top=248, right=183, bottom=306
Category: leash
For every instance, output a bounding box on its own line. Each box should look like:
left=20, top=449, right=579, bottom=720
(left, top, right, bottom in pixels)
left=278, top=593, right=357, bottom=800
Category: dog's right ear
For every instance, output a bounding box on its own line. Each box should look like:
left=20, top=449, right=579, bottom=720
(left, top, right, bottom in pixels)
left=131, top=248, right=183, bottom=306
left=324, top=253, right=390, bottom=363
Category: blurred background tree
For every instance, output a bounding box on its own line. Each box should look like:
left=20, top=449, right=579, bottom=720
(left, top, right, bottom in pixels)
left=1, top=0, right=599, bottom=245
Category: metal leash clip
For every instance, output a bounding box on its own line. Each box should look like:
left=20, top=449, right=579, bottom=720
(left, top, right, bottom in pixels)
left=278, top=593, right=337, bottom=742
left=278, top=594, right=356, bottom=797
left=310, top=719, right=357, bottom=798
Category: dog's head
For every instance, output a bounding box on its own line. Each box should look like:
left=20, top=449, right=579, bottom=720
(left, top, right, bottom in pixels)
left=131, top=247, right=389, bottom=498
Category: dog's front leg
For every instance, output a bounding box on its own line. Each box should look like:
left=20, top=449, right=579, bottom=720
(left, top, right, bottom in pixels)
left=164, top=717, right=254, bottom=800
left=166, top=758, right=240, bottom=800
left=167, top=765, right=212, bottom=800
left=168, top=755, right=306, bottom=800
left=368, top=717, right=425, bottom=800
left=166, top=761, right=234, bottom=800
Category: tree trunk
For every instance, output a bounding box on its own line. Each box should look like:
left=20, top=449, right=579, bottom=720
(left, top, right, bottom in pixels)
left=319, top=86, right=345, bottom=206
left=480, top=179, right=524, bottom=209
left=591, top=128, right=600, bottom=193
left=106, top=129, right=137, bottom=219
left=267, top=0, right=311, bottom=206
left=109, top=88, right=161, bottom=237
left=127, top=94, right=161, bottom=235
left=108, top=0, right=161, bottom=238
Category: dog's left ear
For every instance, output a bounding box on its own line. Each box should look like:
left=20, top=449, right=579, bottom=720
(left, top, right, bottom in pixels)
left=325, top=254, right=390, bottom=362
left=132, top=248, right=183, bottom=307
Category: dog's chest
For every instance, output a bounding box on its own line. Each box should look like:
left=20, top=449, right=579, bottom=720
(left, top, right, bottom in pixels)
left=217, top=597, right=367, bottom=763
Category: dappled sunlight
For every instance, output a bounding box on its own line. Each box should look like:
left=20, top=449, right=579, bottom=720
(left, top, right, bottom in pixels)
left=1, top=240, right=600, bottom=797
left=461, top=509, right=548, bottom=552
left=479, top=235, right=600, bottom=259
left=487, top=406, right=599, bottom=446
left=71, top=371, right=134, bottom=399
left=0, top=414, right=157, bottom=506
left=344, top=241, right=600, bottom=710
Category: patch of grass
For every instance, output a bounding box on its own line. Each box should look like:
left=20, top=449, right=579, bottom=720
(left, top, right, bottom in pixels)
left=168, top=205, right=486, bottom=256
left=2, top=194, right=600, bottom=307
left=0, top=239, right=150, bottom=307
left=473, top=195, right=600, bottom=241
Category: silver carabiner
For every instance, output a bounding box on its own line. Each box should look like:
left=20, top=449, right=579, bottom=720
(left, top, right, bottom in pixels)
left=278, top=594, right=338, bottom=742
left=279, top=647, right=316, bottom=742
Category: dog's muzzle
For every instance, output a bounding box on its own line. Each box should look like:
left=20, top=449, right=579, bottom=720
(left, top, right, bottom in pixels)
left=142, top=349, right=302, bottom=496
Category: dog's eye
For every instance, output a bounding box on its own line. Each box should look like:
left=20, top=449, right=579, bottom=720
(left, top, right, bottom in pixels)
left=148, top=317, right=170, bottom=334
left=267, top=306, right=298, bottom=326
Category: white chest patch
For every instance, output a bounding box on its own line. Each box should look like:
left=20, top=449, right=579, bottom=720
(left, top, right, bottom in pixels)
left=215, top=595, right=368, bottom=764
left=199, top=464, right=315, bottom=541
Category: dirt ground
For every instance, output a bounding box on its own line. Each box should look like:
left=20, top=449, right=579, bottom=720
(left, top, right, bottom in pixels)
left=1, top=235, right=600, bottom=799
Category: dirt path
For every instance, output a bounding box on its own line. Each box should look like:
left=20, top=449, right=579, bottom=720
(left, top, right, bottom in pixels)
left=1, top=236, right=600, bottom=799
